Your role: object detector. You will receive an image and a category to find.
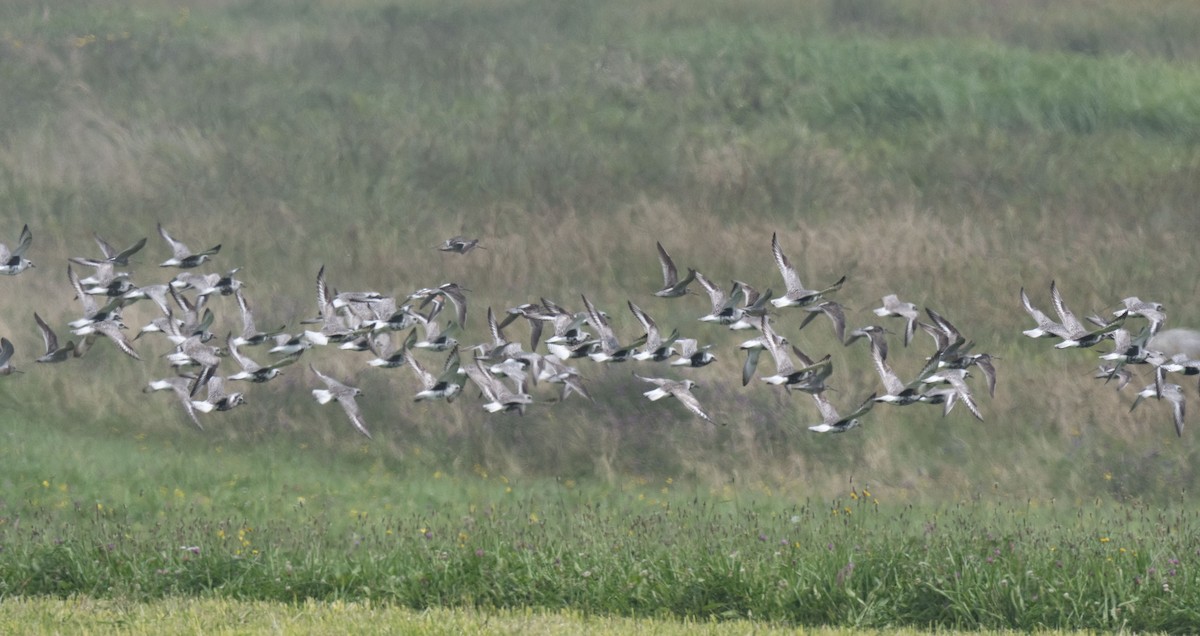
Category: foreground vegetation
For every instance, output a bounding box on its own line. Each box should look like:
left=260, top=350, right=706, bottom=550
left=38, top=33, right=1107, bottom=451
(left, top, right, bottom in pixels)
left=3, top=0, right=1200, bottom=630
left=2, top=463, right=1199, bottom=631
left=2, top=598, right=1117, bottom=636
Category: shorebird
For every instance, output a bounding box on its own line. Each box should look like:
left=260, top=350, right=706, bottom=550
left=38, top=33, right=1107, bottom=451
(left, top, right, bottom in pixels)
left=807, top=392, right=876, bottom=433
left=738, top=316, right=785, bottom=386
left=365, top=330, right=417, bottom=368
left=538, top=354, right=593, bottom=402
left=581, top=294, right=644, bottom=363
left=0, top=224, right=33, bottom=275
left=1020, top=287, right=1073, bottom=340
left=670, top=338, right=716, bottom=367
left=0, top=338, right=18, bottom=376
left=696, top=274, right=744, bottom=325
left=191, top=376, right=247, bottom=414
left=541, top=298, right=594, bottom=347
left=157, top=223, right=220, bottom=268
left=144, top=375, right=204, bottom=430
left=939, top=352, right=998, bottom=399
left=33, top=312, right=76, bottom=363
left=628, top=301, right=678, bottom=362
left=769, top=232, right=845, bottom=309
left=471, top=307, right=522, bottom=363
left=408, top=346, right=464, bottom=403
left=653, top=241, right=696, bottom=298
left=1131, top=382, right=1186, bottom=437
left=873, top=295, right=919, bottom=346
left=498, top=302, right=557, bottom=352
left=1026, top=281, right=1123, bottom=349
left=796, top=300, right=847, bottom=344
left=919, top=308, right=973, bottom=363
left=1094, top=364, right=1133, bottom=390
left=123, top=283, right=174, bottom=316
left=227, top=336, right=297, bottom=382
left=72, top=318, right=141, bottom=361
left=1150, top=352, right=1200, bottom=397
left=66, top=265, right=125, bottom=330
left=869, top=338, right=939, bottom=406
left=304, top=286, right=358, bottom=346
left=437, top=236, right=484, bottom=254
left=1099, top=328, right=1149, bottom=365
left=463, top=359, right=534, bottom=414
left=230, top=289, right=286, bottom=347
left=635, top=374, right=715, bottom=424
left=268, top=332, right=319, bottom=356
left=409, top=303, right=460, bottom=352
left=760, top=322, right=832, bottom=393
left=409, top=283, right=469, bottom=327
left=844, top=325, right=890, bottom=361
left=919, top=368, right=983, bottom=421
left=726, top=281, right=773, bottom=330
left=310, top=364, right=371, bottom=438
left=1113, top=297, right=1165, bottom=336
left=165, top=331, right=223, bottom=395
left=92, top=233, right=147, bottom=266
left=68, top=257, right=132, bottom=292
left=195, top=268, right=247, bottom=298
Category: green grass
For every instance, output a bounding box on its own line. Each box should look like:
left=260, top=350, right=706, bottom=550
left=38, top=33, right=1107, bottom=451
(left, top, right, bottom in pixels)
left=3, top=464, right=1200, bottom=631
left=3, top=0, right=1200, bottom=630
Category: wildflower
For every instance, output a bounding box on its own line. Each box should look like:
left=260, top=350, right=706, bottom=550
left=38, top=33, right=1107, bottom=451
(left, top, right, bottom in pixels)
left=475, top=548, right=485, bottom=557
left=1100, top=537, right=1110, bottom=543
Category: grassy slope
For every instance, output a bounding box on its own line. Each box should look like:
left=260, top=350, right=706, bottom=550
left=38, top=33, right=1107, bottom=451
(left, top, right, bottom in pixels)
left=1, top=0, right=1199, bottom=507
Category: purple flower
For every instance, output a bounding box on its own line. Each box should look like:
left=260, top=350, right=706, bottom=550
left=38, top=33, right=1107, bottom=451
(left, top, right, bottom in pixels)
left=758, top=534, right=768, bottom=542
left=475, top=548, right=485, bottom=557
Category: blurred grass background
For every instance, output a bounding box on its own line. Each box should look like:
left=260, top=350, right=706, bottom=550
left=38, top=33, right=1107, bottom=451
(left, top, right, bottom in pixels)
left=1, top=0, right=1199, bottom=505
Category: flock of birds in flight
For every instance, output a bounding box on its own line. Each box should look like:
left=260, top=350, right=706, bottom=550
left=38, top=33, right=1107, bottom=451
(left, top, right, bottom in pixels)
left=0, top=222, right=1189, bottom=438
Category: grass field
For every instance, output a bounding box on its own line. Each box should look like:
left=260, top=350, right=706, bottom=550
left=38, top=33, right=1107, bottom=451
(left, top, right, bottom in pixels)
left=2, top=0, right=1200, bottom=631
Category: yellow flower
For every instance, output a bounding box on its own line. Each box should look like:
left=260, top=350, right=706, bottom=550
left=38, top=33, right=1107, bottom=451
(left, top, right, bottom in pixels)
left=41, top=480, right=49, bottom=489
left=1104, top=472, right=1113, bottom=481
left=1100, top=537, right=1110, bottom=543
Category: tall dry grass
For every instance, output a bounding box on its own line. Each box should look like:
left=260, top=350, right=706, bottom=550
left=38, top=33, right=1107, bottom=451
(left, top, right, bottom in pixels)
left=1, top=0, right=1198, bottom=501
